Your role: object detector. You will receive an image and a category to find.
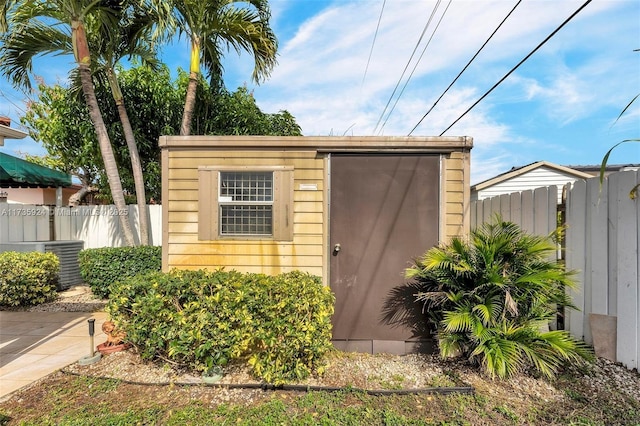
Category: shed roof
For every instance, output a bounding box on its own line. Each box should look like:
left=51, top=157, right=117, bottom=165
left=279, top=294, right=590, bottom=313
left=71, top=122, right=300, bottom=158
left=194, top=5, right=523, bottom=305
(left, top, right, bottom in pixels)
left=0, top=152, right=72, bottom=188
left=472, top=161, right=592, bottom=191
left=159, top=135, right=473, bottom=153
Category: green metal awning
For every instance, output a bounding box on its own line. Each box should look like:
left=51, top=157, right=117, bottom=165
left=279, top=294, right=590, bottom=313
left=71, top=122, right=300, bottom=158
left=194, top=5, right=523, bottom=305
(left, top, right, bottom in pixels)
left=0, top=152, right=72, bottom=188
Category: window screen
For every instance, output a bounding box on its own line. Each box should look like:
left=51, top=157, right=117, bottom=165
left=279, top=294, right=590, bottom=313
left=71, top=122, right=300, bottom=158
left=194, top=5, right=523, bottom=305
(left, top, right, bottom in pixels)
left=219, top=171, right=273, bottom=235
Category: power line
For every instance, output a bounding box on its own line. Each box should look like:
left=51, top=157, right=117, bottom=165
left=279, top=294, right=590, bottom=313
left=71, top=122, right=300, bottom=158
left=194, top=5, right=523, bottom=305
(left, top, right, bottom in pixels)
left=372, top=0, right=442, bottom=135
left=362, top=0, right=386, bottom=87
left=408, top=0, right=522, bottom=136
left=0, top=87, right=28, bottom=115
left=438, top=0, right=593, bottom=137
left=377, top=0, right=452, bottom=136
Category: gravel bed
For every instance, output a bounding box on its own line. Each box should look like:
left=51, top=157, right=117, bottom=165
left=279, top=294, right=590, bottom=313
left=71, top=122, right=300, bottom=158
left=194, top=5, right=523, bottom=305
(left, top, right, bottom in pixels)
left=6, top=285, right=640, bottom=405
left=0, top=285, right=107, bottom=312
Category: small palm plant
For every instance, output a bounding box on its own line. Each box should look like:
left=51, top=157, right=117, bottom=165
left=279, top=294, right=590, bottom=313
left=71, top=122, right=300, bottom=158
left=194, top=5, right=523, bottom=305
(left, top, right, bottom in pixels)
left=406, top=218, right=592, bottom=379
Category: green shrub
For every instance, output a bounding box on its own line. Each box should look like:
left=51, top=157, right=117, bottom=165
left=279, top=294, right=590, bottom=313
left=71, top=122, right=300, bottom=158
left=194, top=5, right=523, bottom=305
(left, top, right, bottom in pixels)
left=107, top=269, right=335, bottom=384
left=0, top=251, right=59, bottom=306
left=78, top=246, right=161, bottom=298
left=405, top=218, right=592, bottom=379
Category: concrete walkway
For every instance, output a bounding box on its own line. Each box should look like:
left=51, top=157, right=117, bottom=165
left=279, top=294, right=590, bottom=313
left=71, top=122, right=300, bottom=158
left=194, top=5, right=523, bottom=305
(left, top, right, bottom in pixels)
left=0, top=298, right=108, bottom=400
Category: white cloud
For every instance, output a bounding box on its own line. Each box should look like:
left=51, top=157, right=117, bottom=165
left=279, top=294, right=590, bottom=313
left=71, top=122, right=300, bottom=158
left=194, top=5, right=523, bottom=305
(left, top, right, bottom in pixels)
left=250, top=0, right=640, bottom=182
left=1, top=0, right=635, bottom=178
left=256, top=0, right=631, bottom=138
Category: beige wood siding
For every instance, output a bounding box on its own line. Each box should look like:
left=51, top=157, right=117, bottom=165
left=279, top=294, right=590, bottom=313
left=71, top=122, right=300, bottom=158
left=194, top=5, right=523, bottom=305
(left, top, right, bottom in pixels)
left=442, top=151, right=470, bottom=241
left=161, top=136, right=473, bottom=280
left=164, top=148, right=325, bottom=275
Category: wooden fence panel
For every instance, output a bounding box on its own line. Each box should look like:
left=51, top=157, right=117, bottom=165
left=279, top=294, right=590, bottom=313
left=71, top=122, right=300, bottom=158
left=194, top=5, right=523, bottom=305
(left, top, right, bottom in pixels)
left=510, top=192, right=522, bottom=226
left=55, top=205, right=162, bottom=248
left=565, top=171, right=639, bottom=370
left=470, top=186, right=556, bottom=237
left=54, top=209, right=72, bottom=240
left=607, top=175, right=619, bottom=317
left=586, top=177, right=608, bottom=316
left=0, top=204, right=50, bottom=242
left=520, top=190, right=534, bottom=234
left=2, top=204, right=162, bottom=248
left=483, top=197, right=493, bottom=223
left=470, top=200, right=477, bottom=230
left=499, top=193, right=511, bottom=221
left=566, top=180, right=586, bottom=341
left=613, top=171, right=639, bottom=369
left=533, top=186, right=557, bottom=236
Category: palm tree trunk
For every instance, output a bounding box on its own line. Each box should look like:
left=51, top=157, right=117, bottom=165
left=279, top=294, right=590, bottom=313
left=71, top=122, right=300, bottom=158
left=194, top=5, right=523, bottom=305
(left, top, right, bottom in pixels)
left=180, top=72, right=198, bottom=136
left=107, top=68, right=150, bottom=245
left=180, top=35, right=201, bottom=136
left=72, top=20, right=136, bottom=246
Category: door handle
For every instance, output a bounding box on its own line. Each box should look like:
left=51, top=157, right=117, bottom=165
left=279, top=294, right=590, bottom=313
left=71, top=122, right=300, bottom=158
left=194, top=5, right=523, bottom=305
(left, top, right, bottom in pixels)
left=333, top=243, right=341, bottom=255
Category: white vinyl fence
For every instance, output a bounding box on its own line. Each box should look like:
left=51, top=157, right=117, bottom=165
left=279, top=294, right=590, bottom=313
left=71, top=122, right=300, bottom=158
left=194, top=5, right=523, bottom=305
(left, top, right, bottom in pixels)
left=0, top=203, right=162, bottom=248
left=470, top=185, right=557, bottom=236
left=565, top=170, right=639, bottom=371
left=470, top=171, right=640, bottom=370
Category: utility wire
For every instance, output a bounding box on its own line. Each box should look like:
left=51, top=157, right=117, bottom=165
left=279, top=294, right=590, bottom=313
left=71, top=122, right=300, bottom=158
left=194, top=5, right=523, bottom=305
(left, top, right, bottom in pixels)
left=378, top=0, right=452, bottom=135
left=408, top=0, right=522, bottom=136
left=438, top=0, right=593, bottom=136
left=372, top=0, right=442, bottom=135
left=0, top=87, right=27, bottom=115
left=362, top=0, right=386, bottom=87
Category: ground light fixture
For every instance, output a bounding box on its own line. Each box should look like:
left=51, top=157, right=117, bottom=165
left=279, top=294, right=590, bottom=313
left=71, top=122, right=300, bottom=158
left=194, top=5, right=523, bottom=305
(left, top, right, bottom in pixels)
left=77, top=318, right=102, bottom=365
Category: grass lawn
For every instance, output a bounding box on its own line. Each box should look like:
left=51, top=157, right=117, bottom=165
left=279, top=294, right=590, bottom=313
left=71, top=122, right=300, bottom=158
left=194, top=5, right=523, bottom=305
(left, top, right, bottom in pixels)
left=1, top=355, right=639, bottom=426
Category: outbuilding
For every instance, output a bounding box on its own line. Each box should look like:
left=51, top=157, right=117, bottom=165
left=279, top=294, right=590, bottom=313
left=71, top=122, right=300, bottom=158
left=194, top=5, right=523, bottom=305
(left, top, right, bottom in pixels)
left=160, top=135, right=472, bottom=354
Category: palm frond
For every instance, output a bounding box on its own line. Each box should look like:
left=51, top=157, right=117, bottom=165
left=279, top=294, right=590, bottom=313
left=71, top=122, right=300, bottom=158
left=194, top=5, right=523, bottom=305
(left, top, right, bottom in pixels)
left=442, top=309, right=475, bottom=333
left=415, top=290, right=449, bottom=306
left=600, top=140, right=640, bottom=187
left=610, top=93, right=639, bottom=129
left=471, top=294, right=502, bottom=327
left=437, top=332, right=466, bottom=359
left=516, top=331, right=592, bottom=378
left=471, top=337, right=524, bottom=379
left=517, top=343, right=560, bottom=379
left=0, top=21, right=72, bottom=89
left=413, top=216, right=591, bottom=378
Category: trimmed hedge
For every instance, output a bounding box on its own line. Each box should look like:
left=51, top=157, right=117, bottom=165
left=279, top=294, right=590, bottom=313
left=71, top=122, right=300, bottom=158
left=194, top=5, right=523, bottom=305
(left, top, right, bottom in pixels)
left=0, top=251, right=59, bottom=306
left=78, top=246, right=161, bottom=298
left=107, top=269, right=335, bottom=385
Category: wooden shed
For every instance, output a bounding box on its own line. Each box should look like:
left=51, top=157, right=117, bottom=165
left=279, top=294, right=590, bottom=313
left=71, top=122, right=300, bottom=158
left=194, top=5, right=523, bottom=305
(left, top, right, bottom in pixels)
left=160, top=136, right=472, bottom=354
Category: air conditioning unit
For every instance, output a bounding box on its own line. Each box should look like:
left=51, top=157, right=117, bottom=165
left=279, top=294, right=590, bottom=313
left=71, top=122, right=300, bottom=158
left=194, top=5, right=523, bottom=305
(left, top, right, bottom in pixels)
left=0, top=240, right=84, bottom=290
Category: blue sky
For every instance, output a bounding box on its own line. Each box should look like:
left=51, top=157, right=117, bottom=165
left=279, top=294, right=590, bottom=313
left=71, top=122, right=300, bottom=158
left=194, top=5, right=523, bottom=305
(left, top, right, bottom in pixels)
left=1, top=0, right=638, bottom=184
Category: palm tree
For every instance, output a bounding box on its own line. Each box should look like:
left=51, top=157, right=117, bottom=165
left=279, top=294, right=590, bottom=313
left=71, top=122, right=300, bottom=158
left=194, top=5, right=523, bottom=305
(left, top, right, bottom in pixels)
left=165, top=0, right=278, bottom=136
left=74, top=6, right=162, bottom=245
left=0, top=0, right=139, bottom=246
left=405, top=218, right=592, bottom=379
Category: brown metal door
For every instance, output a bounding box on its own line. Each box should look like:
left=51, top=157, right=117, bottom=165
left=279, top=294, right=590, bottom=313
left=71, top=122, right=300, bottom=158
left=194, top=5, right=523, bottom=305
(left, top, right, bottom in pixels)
left=330, top=155, right=440, bottom=347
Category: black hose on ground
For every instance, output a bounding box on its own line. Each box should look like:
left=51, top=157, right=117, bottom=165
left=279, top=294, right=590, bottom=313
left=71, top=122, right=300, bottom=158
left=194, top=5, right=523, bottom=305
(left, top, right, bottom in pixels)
left=60, top=369, right=475, bottom=395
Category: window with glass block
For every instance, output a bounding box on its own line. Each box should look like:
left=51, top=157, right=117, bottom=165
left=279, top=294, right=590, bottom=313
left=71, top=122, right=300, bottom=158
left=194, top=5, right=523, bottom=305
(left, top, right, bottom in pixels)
left=219, top=171, right=273, bottom=235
